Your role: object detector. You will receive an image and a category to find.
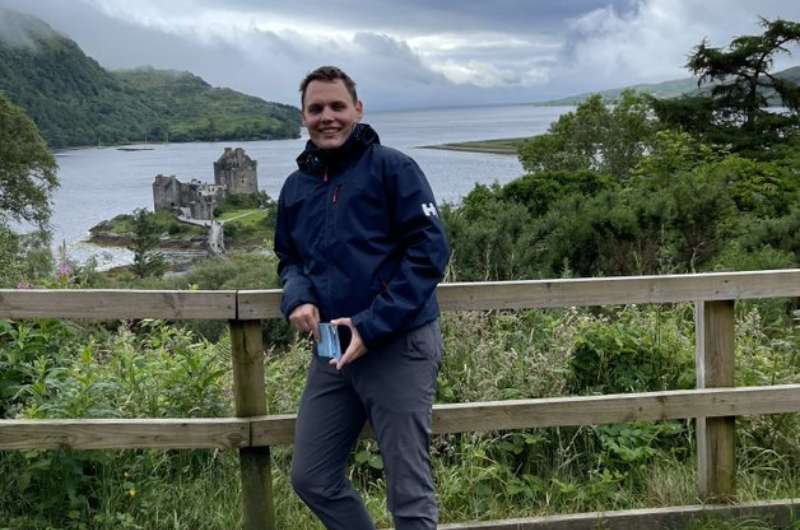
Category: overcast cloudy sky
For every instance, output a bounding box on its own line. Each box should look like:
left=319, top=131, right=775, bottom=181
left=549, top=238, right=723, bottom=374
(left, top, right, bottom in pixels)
left=1, top=0, right=799, bottom=110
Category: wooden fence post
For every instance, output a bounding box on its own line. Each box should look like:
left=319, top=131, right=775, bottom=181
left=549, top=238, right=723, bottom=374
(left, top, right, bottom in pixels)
left=230, top=319, right=274, bottom=530
left=695, top=300, right=736, bottom=502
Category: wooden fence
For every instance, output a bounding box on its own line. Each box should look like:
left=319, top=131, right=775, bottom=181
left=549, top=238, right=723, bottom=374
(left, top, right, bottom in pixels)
left=1, top=269, right=800, bottom=529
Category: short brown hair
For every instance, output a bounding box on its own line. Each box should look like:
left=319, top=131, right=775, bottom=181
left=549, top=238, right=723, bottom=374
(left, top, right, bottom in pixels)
left=299, top=66, right=358, bottom=107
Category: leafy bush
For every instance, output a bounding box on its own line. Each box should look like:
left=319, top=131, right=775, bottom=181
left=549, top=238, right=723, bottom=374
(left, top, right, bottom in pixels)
left=0, top=318, right=81, bottom=417
left=0, top=319, right=232, bottom=528
left=441, top=192, right=535, bottom=281
left=518, top=90, right=659, bottom=180
left=568, top=307, right=695, bottom=395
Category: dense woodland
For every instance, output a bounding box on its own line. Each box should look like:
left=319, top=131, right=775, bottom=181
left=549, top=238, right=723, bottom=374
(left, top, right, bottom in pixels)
left=1, top=16, right=800, bottom=530
left=0, top=9, right=301, bottom=148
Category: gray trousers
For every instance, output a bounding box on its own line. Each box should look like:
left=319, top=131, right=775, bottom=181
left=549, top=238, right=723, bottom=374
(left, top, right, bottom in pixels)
left=291, top=320, right=443, bottom=530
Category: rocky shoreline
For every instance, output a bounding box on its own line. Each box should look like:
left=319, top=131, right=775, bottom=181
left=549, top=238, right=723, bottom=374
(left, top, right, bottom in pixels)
left=87, top=232, right=207, bottom=251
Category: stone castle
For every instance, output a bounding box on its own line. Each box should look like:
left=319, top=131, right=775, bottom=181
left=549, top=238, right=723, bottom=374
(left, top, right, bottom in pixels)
left=152, top=147, right=258, bottom=220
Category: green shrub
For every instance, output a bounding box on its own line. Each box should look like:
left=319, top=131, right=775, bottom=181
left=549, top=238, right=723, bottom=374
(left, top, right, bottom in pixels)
left=568, top=306, right=695, bottom=395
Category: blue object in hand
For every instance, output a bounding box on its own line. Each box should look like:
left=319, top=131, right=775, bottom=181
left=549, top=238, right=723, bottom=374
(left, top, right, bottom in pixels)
left=316, top=323, right=342, bottom=361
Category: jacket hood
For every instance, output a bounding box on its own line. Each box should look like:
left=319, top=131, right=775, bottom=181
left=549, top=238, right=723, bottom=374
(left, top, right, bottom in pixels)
left=296, top=123, right=380, bottom=175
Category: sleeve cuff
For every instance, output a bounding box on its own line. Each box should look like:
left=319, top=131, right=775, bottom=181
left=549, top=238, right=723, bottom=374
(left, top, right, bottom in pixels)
left=281, top=296, right=317, bottom=321
left=351, top=311, right=378, bottom=349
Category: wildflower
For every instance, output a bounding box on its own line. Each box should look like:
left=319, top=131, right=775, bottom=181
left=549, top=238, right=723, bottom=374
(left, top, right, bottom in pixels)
left=57, top=262, right=73, bottom=278
left=16, top=280, right=32, bottom=289
left=128, top=488, right=137, bottom=497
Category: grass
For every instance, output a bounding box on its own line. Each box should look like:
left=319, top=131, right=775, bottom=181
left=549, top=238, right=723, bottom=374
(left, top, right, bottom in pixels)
left=1, top=302, right=799, bottom=529
left=218, top=208, right=266, bottom=226
left=423, top=137, right=527, bottom=155
left=220, top=208, right=271, bottom=248
left=89, top=210, right=205, bottom=239
left=88, top=207, right=271, bottom=253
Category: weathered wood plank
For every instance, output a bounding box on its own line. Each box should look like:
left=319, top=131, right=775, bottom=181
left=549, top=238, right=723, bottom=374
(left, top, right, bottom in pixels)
left=696, top=300, right=737, bottom=502
left=237, top=290, right=282, bottom=320
left=436, top=269, right=800, bottom=311
left=406, top=499, right=800, bottom=530
left=3, top=386, right=797, bottom=451
left=230, top=319, right=275, bottom=530
left=237, top=269, right=800, bottom=319
left=0, top=418, right=249, bottom=449
left=250, top=384, right=800, bottom=446
left=0, top=289, right=236, bottom=320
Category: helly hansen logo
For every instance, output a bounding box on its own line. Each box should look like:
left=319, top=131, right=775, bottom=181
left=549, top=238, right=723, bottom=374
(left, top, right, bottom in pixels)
left=421, top=202, right=438, bottom=217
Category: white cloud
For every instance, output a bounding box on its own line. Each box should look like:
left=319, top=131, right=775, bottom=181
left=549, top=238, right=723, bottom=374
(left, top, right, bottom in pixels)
left=4, top=0, right=800, bottom=108
left=431, top=60, right=516, bottom=88
left=409, top=32, right=561, bottom=88
left=560, top=0, right=800, bottom=90
left=77, top=1, right=560, bottom=90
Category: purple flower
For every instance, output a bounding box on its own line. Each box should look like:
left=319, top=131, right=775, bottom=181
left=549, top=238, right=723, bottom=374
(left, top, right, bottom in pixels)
left=57, top=262, right=73, bottom=278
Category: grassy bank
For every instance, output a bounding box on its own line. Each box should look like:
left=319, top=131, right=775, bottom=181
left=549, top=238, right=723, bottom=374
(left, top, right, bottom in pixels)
left=88, top=210, right=206, bottom=249
left=422, top=137, right=527, bottom=155
left=87, top=207, right=273, bottom=254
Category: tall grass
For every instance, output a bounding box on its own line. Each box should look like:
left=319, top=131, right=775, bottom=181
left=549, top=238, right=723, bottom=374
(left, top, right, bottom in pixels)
left=1, top=302, right=799, bottom=528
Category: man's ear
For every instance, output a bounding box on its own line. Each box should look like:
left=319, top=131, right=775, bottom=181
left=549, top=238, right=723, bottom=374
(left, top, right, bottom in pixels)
left=355, top=99, right=364, bottom=121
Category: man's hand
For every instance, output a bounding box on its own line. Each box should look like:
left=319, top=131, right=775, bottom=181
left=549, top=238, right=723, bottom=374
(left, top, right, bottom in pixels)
left=289, top=303, right=320, bottom=341
left=330, top=317, right=367, bottom=370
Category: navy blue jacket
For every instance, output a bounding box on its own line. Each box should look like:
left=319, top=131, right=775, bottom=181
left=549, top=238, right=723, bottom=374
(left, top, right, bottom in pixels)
left=275, top=123, right=449, bottom=348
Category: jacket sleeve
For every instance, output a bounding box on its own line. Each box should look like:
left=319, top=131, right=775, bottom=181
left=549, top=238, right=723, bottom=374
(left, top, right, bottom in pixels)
left=274, top=187, right=318, bottom=320
left=351, top=158, right=449, bottom=347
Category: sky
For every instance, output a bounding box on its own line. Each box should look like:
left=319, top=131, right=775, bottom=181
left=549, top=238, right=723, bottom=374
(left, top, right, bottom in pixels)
left=1, top=0, right=799, bottom=111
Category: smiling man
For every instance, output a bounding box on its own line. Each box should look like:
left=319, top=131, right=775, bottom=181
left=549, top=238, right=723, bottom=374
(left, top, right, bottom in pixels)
left=274, top=65, right=449, bottom=530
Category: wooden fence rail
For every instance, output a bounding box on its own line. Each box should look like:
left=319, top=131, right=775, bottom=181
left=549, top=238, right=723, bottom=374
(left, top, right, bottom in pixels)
left=1, top=269, right=800, bottom=529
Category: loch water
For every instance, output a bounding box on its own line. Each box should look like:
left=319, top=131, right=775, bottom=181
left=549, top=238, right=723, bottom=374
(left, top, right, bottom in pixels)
left=50, top=104, right=574, bottom=268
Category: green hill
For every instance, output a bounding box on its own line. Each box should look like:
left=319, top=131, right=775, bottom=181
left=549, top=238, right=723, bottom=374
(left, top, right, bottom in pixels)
left=0, top=8, right=300, bottom=147
left=113, top=67, right=301, bottom=143
left=539, top=66, right=800, bottom=106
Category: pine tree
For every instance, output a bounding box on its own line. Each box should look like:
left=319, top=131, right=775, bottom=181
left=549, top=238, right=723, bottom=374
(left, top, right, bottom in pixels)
left=129, top=209, right=166, bottom=278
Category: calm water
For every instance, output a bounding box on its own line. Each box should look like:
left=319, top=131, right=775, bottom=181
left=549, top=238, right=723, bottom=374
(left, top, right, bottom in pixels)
left=49, top=104, right=572, bottom=268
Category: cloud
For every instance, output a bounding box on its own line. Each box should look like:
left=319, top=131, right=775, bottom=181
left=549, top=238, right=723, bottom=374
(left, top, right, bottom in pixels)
left=2, top=0, right=799, bottom=108
left=556, top=0, right=800, bottom=92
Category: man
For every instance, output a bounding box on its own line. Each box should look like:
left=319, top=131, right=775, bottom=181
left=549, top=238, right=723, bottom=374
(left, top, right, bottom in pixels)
left=275, top=65, right=449, bottom=530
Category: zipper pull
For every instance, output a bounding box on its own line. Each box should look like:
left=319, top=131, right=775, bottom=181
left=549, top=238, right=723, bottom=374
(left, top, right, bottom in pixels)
left=333, top=184, right=341, bottom=205
left=323, top=167, right=329, bottom=183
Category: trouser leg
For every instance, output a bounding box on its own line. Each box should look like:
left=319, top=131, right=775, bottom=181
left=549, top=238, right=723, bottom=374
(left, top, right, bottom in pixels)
left=351, top=320, right=443, bottom=530
left=291, top=356, right=375, bottom=530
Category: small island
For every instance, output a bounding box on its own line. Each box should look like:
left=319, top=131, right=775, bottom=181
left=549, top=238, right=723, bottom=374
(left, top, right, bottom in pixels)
left=88, top=147, right=274, bottom=266
left=421, top=137, right=526, bottom=155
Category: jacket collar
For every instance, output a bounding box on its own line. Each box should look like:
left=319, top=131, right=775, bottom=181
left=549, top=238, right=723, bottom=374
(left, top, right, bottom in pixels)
left=296, top=123, right=380, bottom=176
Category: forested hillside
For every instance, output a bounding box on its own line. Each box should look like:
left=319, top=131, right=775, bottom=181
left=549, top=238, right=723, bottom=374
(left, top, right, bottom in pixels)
left=113, top=68, right=300, bottom=143
left=541, top=65, right=800, bottom=106
left=0, top=8, right=300, bottom=147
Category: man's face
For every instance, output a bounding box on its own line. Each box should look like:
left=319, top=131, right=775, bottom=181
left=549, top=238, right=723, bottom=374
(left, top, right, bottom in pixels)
left=302, top=79, right=363, bottom=150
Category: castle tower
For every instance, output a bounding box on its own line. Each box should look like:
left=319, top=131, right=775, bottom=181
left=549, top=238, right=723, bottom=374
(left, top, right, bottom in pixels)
left=153, top=174, right=181, bottom=211
left=214, top=147, right=258, bottom=195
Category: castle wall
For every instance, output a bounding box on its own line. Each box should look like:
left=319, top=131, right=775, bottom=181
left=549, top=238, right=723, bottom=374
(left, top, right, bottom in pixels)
left=214, top=147, right=258, bottom=195
left=154, top=147, right=258, bottom=222
left=153, top=175, right=182, bottom=211
left=190, top=199, right=213, bottom=220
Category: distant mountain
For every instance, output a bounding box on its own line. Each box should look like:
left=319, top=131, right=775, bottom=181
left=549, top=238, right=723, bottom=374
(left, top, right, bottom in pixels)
left=538, top=66, right=800, bottom=106
left=0, top=8, right=301, bottom=147
left=113, top=67, right=301, bottom=144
